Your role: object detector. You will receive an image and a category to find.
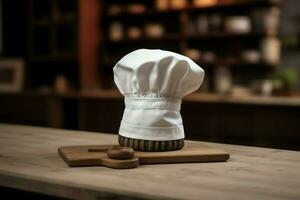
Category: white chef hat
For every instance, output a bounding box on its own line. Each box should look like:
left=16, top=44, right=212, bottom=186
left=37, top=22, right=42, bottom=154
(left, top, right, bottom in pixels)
left=113, top=49, right=204, bottom=141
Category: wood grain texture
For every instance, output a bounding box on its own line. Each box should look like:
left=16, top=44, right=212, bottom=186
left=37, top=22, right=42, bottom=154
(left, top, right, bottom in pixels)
left=79, top=0, right=100, bottom=90
left=58, top=145, right=139, bottom=169
left=0, top=124, right=300, bottom=200
left=58, top=142, right=229, bottom=167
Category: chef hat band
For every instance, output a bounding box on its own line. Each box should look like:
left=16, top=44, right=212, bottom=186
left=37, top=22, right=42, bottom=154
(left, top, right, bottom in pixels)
left=125, top=97, right=181, bottom=111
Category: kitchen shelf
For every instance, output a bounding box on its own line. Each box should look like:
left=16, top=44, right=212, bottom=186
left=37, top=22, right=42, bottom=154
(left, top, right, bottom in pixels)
left=104, top=33, right=272, bottom=45
left=198, top=60, right=277, bottom=68
left=187, top=32, right=275, bottom=40
left=29, top=55, right=77, bottom=62
left=187, top=0, right=281, bottom=12
left=27, top=0, right=79, bottom=90
left=104, top=35, right=181, bottom=44
left=100, top=0, right=282, bottom=92
left=104, top=0, right=281, bottom=18
left=105, top=9, right=181, bottom=19
left=4, top=90, right=299, bottom=107
left=69, top=90, right=300, bottom=107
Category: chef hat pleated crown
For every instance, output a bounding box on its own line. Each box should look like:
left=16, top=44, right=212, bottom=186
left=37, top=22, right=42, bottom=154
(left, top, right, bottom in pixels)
left=113, top=49, right=204, bottom=141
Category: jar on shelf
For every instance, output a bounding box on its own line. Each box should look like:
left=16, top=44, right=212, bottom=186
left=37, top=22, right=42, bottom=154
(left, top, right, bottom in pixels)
left=145, top=23, right=164, bottom=38
left=170, top=0, right=187, bottom=9
left=260, top=37, right=281, bottom=64
left=196, top=15, right=209, bottom=34
left=155, top=0, right=169, bottom=10
left=225, top=16, right=251, bottom=34
left=109, top=22, right=124, bottom=41
left=262, top=7, right=281, bottom=35
left=127, top=26, right=142, bottom=39
left=214, top=65, right=232, bottom=94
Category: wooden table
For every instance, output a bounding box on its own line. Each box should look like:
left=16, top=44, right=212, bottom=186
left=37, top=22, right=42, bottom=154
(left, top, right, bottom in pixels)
left=0, top=124, right=299, bottom=200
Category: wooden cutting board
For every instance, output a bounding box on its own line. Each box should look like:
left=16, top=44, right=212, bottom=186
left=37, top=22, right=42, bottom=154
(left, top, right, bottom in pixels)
left=58, top=141, right=230, bottom=169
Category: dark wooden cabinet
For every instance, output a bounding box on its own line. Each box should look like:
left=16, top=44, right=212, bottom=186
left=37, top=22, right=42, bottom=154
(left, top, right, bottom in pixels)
left=0, top=0, right=28, bottom=57
left=1, top=92, right=299, bottom=151
left=27, top=0, right=79, bottom=90
left=29, top=0, right=78, bottom=59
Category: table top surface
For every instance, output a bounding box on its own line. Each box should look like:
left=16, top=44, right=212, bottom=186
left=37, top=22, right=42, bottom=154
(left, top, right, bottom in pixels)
left=0, top=124, right=300, bottom=200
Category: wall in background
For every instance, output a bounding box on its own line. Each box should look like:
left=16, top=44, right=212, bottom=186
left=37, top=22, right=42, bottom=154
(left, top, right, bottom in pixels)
left=1, top=0, right=27, bottom=57
left=280, top=0, right=300, bottom=89
left=0, top=0, right=3, bottom=54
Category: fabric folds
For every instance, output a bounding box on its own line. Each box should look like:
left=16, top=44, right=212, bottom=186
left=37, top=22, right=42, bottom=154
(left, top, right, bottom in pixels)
left=113, top=49, right=204, bottom=141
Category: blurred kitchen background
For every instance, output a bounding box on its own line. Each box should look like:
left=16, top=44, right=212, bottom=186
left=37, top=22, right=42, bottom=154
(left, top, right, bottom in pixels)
left=0, top=0, right=300, bottom=150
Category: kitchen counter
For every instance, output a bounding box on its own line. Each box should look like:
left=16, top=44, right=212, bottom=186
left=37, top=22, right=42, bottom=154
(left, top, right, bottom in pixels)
left=2, top=90, right=300, bottom=107
left=0, top=124, right=299, bottom=200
